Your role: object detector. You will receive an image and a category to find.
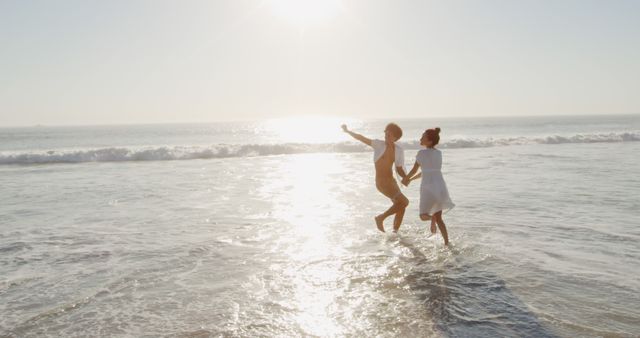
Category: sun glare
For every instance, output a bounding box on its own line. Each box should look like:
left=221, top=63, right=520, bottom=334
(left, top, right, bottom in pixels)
left=263, top=116, right=359, bottom=143
left=267, top=0, right=344, bottom=27
left=259, top=153, right=346, bottom=335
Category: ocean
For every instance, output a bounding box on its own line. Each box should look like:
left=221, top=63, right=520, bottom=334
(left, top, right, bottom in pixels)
left=1, top=115, right=639, bottom=337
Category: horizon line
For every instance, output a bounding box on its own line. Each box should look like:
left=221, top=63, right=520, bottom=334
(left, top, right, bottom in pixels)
left=1, top=112, right=638, bottom=129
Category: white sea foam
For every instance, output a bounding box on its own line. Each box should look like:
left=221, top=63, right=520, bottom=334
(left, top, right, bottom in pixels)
left=0, top=131, right=638, bottom=165
left=2, top=116, right=640, bottom=337
left=436, top=131, right=640, bottom=148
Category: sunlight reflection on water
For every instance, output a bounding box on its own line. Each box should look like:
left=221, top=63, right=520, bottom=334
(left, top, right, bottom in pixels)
left=259, top=153, right=348, bottom=335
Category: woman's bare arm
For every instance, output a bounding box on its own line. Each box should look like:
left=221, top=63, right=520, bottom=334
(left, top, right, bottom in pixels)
left=402, top=162, right=421, bottom=186
left=406, top=162, right=420, bottom=179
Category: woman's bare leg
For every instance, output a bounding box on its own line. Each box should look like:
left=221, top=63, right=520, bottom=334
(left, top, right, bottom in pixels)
left=434, top=211, right=449, bottom=245
left=420, top=213, right=437, bottom=234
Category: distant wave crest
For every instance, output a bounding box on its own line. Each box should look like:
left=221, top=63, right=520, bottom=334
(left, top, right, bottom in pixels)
left=1, top=131, right=638, bottom=165
left=438, top=131, right=640, bottom=148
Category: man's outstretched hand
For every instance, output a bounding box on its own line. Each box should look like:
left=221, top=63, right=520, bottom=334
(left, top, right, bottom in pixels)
left=341, top=124, right=348, bottom=132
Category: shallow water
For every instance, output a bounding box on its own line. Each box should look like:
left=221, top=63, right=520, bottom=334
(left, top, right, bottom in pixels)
left=1, top=116, right=639, bottom=337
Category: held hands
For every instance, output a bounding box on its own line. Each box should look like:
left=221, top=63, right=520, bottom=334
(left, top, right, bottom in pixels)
left=401, top=176, right=411, bottom=186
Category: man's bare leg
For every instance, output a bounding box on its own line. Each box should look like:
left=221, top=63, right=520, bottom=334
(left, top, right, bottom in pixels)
left=392, top=194, right=409, bottom=232
left=375, top=195, right=407, bottom=233
left=375, top=204, right=399, bottom=233
left=374, top=214, right=386, bottom=232
left=392, top=207, right=405, bottom=233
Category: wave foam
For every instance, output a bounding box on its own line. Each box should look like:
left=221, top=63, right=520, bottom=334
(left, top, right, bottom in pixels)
left=1, top=132, right=638, bottom=165
left=438, top=131, right=640, bottom=148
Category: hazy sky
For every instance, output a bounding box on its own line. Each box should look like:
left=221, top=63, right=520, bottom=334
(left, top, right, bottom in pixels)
left=1, top=0, right=639, bottom=126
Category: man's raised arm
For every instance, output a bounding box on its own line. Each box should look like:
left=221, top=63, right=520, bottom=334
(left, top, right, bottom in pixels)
left=341, top=124, right=372, bottom=146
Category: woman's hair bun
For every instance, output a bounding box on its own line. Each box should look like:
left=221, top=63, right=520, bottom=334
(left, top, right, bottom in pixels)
left=435, top=127, right=441, bottom=134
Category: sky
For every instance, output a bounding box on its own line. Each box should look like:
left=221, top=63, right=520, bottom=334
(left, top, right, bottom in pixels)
left=1, top=0, right=639, bottom=126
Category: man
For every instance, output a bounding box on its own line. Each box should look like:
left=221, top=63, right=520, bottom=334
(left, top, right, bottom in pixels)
left=342, top=123, right=409, bottom=232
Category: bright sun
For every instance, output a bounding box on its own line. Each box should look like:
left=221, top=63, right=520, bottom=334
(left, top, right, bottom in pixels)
left=264, top=116, right=357, bottom=143
left=267, top=0, right=344, bottom=27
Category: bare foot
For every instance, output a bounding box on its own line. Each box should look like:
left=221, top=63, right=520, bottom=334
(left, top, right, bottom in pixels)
left=375, top=215, right=385, bottom=232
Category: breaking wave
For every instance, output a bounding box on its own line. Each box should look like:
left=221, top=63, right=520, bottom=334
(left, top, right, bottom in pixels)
left=1, top=131, right=638, bottom=165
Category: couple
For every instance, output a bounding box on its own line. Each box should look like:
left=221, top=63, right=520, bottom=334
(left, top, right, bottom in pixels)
left=341, top=123, right=454, bottom=245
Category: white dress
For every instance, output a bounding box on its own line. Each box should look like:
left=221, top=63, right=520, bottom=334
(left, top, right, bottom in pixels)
left=415, top=148, right=454, bottom=215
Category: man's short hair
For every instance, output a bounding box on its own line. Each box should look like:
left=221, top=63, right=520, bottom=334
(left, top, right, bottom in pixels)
left=386, top=123, right=403, bottom=141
